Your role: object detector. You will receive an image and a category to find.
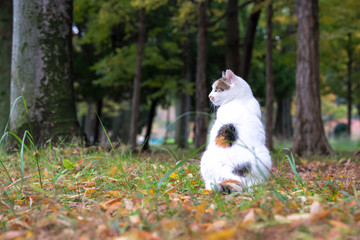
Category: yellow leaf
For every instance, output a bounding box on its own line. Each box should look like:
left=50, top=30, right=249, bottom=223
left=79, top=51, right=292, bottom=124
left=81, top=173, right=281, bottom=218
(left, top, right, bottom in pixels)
left=107, top=190, right=122, bottom=197
left=206, top=228, right=236, bottom=240
left=108, top=166, right=118, bottom=176
left=170, top=173, right=179, bottom=180
left=201, top=190, right=212, bottom=195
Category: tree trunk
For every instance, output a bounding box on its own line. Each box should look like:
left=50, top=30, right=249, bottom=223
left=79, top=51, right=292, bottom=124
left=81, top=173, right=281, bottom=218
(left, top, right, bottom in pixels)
left=346, top=33, right=352, bottom=137
left=85, top=103, right=93, bottom=143
left=10, top=0, right=83, bottom=145
left=0, top=1, right=12, bottom=133
left=225, top=0, right=240, bottom=75
left=239, top=1, right=262, bottom=80
left=274, top=97, right=293, bottom=140
left=93, top=98, right=103, bottom=144
left=130, top=8, right=146, bottom=151
left=142, top=98, right=158, bottom=151
left=291, top=0, right=332, bottom=156
left=265, top=2, right=274, bottom=151
left=175, top=27, right=192, bottom=149
left=164, top=107, right=171, bottom=143
left=195, top=0, right=209, bottom=149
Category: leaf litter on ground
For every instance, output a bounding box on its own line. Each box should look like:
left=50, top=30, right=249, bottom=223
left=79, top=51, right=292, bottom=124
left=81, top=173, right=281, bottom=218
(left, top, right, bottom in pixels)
left=1, top=146, right=360, bottom=239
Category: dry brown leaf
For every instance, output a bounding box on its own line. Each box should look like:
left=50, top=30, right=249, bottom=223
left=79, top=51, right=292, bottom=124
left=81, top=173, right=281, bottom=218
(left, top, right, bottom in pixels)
left=0, top=230, right=25, bottom=240
left=309, top=201, right=323, bottom=215
left=243, top=209, right=255, bottom=224
left=124, top=199, right=134, bottom=210
left=206, top=219, right=227, bottom=232
left=129, top=215, right=141, bottom=225
left=286, top=213, right=311, bottom=222
left=328, top=220, right=350, bottom=230
left=274, top=214, right=290, bottom=223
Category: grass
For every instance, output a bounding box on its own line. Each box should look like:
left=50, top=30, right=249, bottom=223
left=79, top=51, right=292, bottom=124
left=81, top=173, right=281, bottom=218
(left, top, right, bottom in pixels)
left=1, top=138, right=360, bottom=239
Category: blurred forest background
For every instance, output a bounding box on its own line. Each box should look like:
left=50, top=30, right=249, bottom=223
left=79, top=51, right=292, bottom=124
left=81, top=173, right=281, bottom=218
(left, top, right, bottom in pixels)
left=0, top=0, right=359, bottom=155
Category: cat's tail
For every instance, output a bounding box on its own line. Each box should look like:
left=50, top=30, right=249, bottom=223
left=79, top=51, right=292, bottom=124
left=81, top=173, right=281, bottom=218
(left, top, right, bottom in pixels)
left=219, top=179, right=243, bottom=193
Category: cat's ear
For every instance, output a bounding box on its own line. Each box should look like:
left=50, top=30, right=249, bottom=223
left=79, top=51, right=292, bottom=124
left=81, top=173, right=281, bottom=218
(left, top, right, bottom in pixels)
left=222, top=71, right=226, bottom=78
left=225, top=69, right=236, bottom=84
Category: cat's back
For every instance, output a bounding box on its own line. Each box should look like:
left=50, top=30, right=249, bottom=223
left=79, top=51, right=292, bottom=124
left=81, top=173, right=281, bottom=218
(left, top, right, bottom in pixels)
left=210, top=97, right=265, bottom=146
left=216, top=98, right=261, bottom=123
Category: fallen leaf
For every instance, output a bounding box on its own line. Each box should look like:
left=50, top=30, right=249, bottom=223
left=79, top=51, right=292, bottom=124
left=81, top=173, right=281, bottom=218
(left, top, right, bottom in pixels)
left=243, top=209, right=255, bottom=224
left=201, top=190, right=212, bottom=195
left=206, top=228, right=236, bottom=240
left=274, top=214, right=290, bottom=224
left=286, top=213, right=311, bottom=222
left=206, top=219, right=227, bottom=232
left=124, top=199, right=134, bottom=210
left=129, top=215, right=141, bottom=225
left=328, top=220, right=350, bottom=230
left=107, top=190, right=122, bottom=197
left=0, top=230, right=25, bottom=240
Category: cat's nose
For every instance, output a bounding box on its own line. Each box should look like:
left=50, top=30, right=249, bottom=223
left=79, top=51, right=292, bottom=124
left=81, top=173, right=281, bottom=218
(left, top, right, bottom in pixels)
left=209, top=96, right=215, bottom=101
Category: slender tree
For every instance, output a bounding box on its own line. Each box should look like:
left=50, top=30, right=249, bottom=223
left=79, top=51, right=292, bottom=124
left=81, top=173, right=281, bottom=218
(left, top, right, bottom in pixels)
left=0, top=1, right=12, bottom=133
left=274, top=97, right=293, bottom=139
left=265, top=2, right=274, bottom=151
left=194, top=0, right=209, bottom=149
left=291, top=0, right=332, bottom=156
left=225, top=0, right=240, bottom=75
left=10, top=0, right=83, bottom=145
left=142, top=98, right=158, bottom=151
left=239, top=1, right=262, bottom=80
left=175, top=25, right=192, bottom=148
left=345, top=33, right=353, bottom=136
left=130, top=7, right=146, bottom=150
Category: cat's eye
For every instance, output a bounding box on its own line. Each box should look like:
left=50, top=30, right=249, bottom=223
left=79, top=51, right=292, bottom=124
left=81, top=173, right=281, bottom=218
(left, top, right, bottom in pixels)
left=214, top=88, right=220, bottom=92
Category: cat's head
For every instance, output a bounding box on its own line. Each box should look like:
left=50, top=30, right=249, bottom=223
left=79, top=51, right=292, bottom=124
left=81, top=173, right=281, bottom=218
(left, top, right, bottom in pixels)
left=208, top=69, right=252, bottom=106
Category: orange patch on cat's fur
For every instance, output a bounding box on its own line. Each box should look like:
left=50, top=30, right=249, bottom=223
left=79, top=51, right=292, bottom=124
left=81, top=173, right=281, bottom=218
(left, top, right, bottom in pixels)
left=214, top=79, right=230, bottom=92
left=215, top=136, right=231, bottom=148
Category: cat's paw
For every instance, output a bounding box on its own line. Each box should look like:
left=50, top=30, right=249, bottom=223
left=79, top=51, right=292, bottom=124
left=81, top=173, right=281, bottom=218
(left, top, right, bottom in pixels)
left=219, top=179, right=243, bottom=194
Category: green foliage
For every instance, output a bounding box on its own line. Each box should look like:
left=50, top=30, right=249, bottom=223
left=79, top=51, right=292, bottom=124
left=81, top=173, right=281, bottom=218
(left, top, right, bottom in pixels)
left=320, top=0, right=360, bottom=105
left=63, top=159, right=78, bottom=170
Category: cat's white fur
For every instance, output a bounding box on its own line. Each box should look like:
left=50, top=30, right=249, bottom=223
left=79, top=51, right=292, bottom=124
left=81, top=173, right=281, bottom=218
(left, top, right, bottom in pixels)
left=200, top=69, right=271, bottom=192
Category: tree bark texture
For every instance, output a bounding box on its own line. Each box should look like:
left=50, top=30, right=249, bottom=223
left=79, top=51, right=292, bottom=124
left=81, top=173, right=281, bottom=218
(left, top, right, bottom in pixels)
left=346, top=33, right=352, bottom=137
left=265, top=3, right=274, bottom=151
left=225, top=0, right=240, bottom=75
left=130, top=8, right=146, bottom=150
left=239, top=1, right=262, bottom=80
left=195, top=0, right=209, bottom=149
left=10, top=0, right=82, bottom=145
left=291, top=0, right=332, bottom=156
left=0, top=1, right=12, bottom=133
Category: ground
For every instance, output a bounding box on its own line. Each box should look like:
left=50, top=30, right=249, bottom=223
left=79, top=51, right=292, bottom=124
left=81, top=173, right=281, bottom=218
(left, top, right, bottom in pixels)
left=1, top=144, right=360, bottom=240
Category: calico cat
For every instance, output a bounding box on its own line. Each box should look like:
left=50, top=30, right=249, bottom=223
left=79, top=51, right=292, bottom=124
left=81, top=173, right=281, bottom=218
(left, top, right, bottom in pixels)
left=200, top=69, right=271, bottom=193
